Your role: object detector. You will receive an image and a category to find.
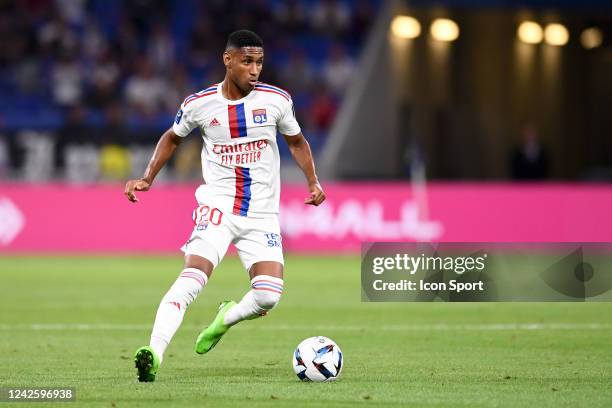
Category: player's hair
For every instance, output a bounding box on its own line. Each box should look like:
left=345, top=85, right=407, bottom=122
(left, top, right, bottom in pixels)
left=225, top=30, right=264, bottom=50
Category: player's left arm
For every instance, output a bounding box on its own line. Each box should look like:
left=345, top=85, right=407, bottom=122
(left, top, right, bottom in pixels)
left=283, top=132, right=326, bottom=206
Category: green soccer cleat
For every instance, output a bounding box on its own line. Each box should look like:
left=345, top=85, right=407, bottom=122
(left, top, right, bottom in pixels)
left=134, top=346, right=160, bottom=382
left=195, top=300, right=236, bottom=354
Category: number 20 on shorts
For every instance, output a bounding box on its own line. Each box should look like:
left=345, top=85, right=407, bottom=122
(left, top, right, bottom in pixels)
left=192, top=205, right=223, bottom=228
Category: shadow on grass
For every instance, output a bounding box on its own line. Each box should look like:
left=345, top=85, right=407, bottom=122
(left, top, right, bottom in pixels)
left=171, top=365, right=281, bottom=381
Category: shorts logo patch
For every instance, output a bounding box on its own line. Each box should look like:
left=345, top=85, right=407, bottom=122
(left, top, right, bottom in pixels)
left=252, top=109, right=267, bottom=124
left=175, top=109, right=184, bottom=124
left=264, top=232, right=282, bottom=248
left=192, top=205, right=210, bottom=231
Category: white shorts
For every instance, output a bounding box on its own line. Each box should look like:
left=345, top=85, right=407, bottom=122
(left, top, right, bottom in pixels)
left=181, top=202, right=283, bottom=272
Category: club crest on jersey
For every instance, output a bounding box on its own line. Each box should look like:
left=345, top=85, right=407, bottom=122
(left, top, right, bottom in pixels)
left=252, top=109, right=267, bottom=124
left=175, top=109, right=183, bottom=124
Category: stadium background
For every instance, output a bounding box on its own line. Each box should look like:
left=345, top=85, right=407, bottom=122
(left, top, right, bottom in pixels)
left=1, top=0, right=611, bottom=407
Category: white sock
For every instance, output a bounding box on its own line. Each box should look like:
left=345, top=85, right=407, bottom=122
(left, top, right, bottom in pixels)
left=223, top=275, right=283, bottom=326
left=149, top=268, right=208, bottom=362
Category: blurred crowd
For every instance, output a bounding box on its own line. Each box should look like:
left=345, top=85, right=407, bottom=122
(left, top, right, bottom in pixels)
left=0, top=0, right=377, bottom=181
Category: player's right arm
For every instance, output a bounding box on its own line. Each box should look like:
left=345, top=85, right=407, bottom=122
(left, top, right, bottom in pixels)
left=125, top=94, right=199, bottom=202
left=124, top=94, right=198, bottom=203
left=124, top=128, right=183, bottom=203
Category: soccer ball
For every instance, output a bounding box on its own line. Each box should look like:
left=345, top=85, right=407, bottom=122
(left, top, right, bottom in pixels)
left=292, top=336, right=343, bottom=382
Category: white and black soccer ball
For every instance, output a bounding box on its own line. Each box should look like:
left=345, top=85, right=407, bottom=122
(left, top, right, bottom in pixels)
left=292, top=336, right=343, bottom=382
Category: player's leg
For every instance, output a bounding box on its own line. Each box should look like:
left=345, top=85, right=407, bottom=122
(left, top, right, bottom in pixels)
left=135, top=255, right=214, bottom=382
left=136, top=202, right=233, bottom=381
left=194, top=262, right=283, bottom=355
left=223, top=261, right=283, bottom=324
left=149, top=255, right=213, bottom=360
left=195, top=216, right=284, bottom=354
left=227, top=216, right=285, bottom=326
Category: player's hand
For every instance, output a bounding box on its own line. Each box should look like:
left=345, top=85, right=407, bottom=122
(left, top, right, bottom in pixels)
left=124, top=179, right=151, bottom=203
left=304, top=182, right=326, bottom=206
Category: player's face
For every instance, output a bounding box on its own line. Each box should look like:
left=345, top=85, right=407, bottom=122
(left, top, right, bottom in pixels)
left=225, top=47, right=264, bottom=93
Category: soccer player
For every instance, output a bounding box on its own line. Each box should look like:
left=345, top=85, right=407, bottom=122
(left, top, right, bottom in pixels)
left=124, top=30, right=326, bottom=382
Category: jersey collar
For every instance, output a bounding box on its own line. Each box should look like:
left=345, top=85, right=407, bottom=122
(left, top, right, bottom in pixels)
left=216, top=81, right=256, bottom=105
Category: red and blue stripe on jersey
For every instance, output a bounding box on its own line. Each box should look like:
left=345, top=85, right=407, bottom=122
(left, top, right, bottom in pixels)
left=227, top=103, right=248, bottom=138
left=228, top=103, right=251, bottom=216
left=233, top=167, right=252, bottom=216
left=254, top=83, right=290, bottom=101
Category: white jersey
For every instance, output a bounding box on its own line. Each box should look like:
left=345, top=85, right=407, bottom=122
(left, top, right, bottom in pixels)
left=173, top=81, right=301, bottom=218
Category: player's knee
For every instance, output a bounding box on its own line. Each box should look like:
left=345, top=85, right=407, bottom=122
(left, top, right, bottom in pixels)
left=251, top=276, right=283, bottom=311
left=253, top=289, right=281, bottom=311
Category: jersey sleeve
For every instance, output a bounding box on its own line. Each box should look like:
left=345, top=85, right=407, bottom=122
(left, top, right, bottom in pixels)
left=277, top=99, right=301, bottom=136
left=172, top=99, right=197, bottom=137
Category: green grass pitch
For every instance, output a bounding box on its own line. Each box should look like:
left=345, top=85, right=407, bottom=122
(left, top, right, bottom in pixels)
left=0, top=255, right=611, bottom=407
